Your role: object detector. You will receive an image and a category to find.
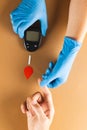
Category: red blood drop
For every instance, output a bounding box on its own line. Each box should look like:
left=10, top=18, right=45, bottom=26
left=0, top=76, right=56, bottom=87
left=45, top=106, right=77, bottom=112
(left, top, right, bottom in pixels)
left=24, top=66, right=33, bottom=79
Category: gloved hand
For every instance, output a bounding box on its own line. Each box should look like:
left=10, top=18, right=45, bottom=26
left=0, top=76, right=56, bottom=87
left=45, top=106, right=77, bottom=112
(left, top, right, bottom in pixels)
left=40, top=37, right=82, bottom=88
left=10, top=0, right=48, bottom=38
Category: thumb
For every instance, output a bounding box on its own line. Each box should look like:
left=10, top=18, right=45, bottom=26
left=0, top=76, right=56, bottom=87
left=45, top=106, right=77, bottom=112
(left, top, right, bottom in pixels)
left=18, top=18, right=37, bottom=38
left=40, top=16, right=48, bottom=36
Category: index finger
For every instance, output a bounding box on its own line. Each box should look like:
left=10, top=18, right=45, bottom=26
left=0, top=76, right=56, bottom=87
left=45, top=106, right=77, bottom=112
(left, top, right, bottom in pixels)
left=38, top=79, right=54, bottom=114
left=41, top=86, right=53, bottom=107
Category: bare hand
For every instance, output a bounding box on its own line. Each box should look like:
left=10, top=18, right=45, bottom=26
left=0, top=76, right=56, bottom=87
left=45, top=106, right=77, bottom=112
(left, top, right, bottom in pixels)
left=21, top=79, right=55, bottom=130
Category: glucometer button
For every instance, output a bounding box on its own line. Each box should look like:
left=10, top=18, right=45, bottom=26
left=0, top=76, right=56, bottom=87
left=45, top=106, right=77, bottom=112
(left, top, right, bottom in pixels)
left=26, top=43, right=29, bottom=45
left=34, top=45, right=37, bottom=48
left=27, top=46, right=30, bottom=48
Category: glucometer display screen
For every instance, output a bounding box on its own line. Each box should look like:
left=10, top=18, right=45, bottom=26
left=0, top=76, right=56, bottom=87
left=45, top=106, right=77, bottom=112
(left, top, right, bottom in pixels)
left=26, top=31, right=39, bottom=42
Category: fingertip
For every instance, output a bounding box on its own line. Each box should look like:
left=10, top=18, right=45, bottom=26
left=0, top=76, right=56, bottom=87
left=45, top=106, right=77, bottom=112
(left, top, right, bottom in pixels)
left=13, top=26, right=17, bottom=34
left=41, top=86, right=48, bottom=91
left=40, top=81, right=45, bottom=87
left=42, top=23, right=48, bottom=36
left=10, top=13, right=12, bottom=19
left=27, top=97, right=32, bottom=104
left=40, top=83, right=52, bottom=95
left=49, top=62, right=54, bottom=69
left=38, top=79, right=51, bottom=96
left=38, top=78, right=47, bottom=88
left=20, top=104, right=26, bottom=114
left=18, top=24, right=25, bottom=39
left=40, top=78, right=49, bottom=87
left=38, top=78, right=41, bottom=85
left=42, top=29, right=46, bottom=37
left=42, top=87, right=48, bottom=93
left=42, top=74, right=48, bottom=79
left=40, top=82, right=48, bottom=91
left=19, top=33, right=24, bottom=39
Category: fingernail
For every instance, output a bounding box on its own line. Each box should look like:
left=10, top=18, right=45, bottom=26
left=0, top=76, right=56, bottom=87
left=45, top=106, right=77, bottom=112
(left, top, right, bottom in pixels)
left=32, top=101, right=37, bottom=105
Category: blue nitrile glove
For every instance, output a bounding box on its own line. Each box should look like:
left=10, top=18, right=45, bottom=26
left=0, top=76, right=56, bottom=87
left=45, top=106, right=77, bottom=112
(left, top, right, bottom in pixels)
left=40, top=37, right=82, bottom=88
left=10, top=0, right=48, bottom=38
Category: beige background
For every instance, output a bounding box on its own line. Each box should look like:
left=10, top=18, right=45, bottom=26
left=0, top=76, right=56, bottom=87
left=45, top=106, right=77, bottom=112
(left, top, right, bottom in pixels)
left=0, top=0, right=87, bottom=130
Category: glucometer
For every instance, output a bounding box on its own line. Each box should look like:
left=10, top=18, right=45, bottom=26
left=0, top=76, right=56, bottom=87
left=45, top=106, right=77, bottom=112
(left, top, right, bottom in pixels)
left=24, top=20, right=42, bottom=52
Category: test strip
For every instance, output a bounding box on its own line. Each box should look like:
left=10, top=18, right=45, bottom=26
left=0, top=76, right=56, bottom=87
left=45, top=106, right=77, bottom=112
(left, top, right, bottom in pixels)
left=28, top=55, right=31, bottom=65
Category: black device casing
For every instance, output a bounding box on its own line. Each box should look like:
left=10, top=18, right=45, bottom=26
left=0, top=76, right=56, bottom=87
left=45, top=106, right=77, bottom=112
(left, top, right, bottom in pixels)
left=24, top=21, right=42, bottom=52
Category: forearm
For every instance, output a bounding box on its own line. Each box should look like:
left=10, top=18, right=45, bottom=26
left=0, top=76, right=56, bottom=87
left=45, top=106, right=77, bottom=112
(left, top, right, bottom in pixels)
left=66, top=0, right=87, bottom=43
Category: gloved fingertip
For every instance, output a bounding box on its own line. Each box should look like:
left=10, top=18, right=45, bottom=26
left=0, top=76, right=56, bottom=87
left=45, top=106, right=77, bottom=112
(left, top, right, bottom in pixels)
left=45, top=68, right=51, bottom=75
left=42, top=75, right=48, bottom=79
left=49, top=62, right=54, bottom=69
left=10, top=14, right=14, bottom=26
left=41, top=23, right=47, bottom=37
left=12, top=25, right=18, bottom=34
left=42, top=74, right=46, bottom=77
left=40, top=82, right=45, bottom=87
left=19, top=33, right=24, bottom=39
left=42, top=30, right=46, bottom=37
left=10, top=13, right=12, bottom=19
